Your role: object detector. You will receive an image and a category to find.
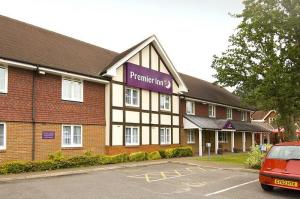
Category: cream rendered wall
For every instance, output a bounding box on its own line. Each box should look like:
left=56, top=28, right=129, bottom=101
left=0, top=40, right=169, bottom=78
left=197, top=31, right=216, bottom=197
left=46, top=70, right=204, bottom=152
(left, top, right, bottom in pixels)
left=173, top=128, right=180, bottom=144
left=151, top=47, right=159, bottom=70
left=142, top=126, right=150, bottom=145
left=151, top=127, right=159, bottom=144
left=112, top=83, right=123, bottom=107
left=151, top=113, right=159, bottom=124
left=128, top=53, right=140, bottom=65
left=105, top=84, right=110, bottom=146
left=112, top=125, right=123, bottom=145
left=142, top=90, right=149, bottom=110
left=151, top=92, right=158, bottom=111
left=125, top=111, right=140, bottom=123
left=112, top=65, right=123, bottom=82
left=160, top=60, right=168, bottom=74
left=141, top=46, right=150, bottom=68
left=172, top=80, right=179, bottom=94
left=160, top=114, right=171, bottom=125
left=172, top=96, right=179, bottom=114
left=112, top=109, right=123, bottom=122
left=173, top=116, right=179, bottom=126
left=142, top=112, right=149, bottom=123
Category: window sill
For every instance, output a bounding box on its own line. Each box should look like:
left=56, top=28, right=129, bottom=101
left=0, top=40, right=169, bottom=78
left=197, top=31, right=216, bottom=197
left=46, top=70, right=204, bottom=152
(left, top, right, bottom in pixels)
left=187, top=142, right=195, bottom=144
left=0, top=149, right=7, bottom=153
left=61, top=146, right=83, bottom=150
left=62, top=99, right=83, bottom=103
left=160, top=143, right=172, bottom=146
left=125, top=105, right=140, bottom=109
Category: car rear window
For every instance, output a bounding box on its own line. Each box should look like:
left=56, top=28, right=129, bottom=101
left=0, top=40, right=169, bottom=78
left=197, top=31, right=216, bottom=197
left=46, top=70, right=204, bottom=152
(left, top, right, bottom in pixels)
left=267, top=146, right=300, bottom=160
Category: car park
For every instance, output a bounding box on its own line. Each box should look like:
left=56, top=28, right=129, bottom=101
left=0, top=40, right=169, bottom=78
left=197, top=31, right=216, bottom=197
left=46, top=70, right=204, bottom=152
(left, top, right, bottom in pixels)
left=259, top=141, right=300, bottom=191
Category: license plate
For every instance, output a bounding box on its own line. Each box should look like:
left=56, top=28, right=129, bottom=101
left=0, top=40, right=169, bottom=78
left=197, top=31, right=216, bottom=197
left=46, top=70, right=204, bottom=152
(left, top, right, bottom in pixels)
left=274, top=179, right=298, bottom=187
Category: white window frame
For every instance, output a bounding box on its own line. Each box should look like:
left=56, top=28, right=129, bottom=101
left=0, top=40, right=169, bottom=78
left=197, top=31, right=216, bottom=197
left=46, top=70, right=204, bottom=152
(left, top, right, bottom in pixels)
left=187, top=129, right=195, bottom=144
left=186, top=101, right=195, bottom=115
left=0, top=122, right=6, bottom=150
left=241, top=111, right=247, bottom=121
left=62, top=77, right=83, bottom=102
left=0, top=65, right=8, bottom=94
left=125, top=87, right=139, bottom=107
left=125, top=126, right=139, bottom=146
left=160, top=94, right=171, bottom=111
left=218, top=132, right=228, bottom=143
left=226, top=108, right=233, bottom=120
left=208, top=105, right=216, bottom=118
left=61, top=125, right=83, bottom=148
left=160, top=128, right=171, bottom=145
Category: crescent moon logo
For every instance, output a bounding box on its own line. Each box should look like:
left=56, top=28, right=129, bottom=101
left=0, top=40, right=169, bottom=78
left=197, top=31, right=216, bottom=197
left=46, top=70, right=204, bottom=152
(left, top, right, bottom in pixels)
left=165, top=80, right=171, bottom=89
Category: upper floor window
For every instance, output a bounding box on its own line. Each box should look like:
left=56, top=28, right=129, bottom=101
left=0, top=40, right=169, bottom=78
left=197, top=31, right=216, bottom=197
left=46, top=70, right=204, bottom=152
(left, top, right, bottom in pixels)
left=187, top=129, right=195, bottom=144
left=226, top=108, right=232, bottom=120
left=160, top=94, right=171, bottom=111
left=62, top=78, right=83, bottom=102
left=125, top=87, right=139, bottom=107
left=0, top=66, right=8, bottom=93
left=241, top=111, right=247, bottom=121
left=218, top=132, right=228, bottom=143
left=160, top=128, right=171, bottom=144
left=125, top=126, right=139, bottom=146
left=62, top=125, right=82, bottom=147
left=208, top=105, right=216, bottom=118
left=186, top=101, right=195, bottom=115
left=0, top=123, right=6, bottom=150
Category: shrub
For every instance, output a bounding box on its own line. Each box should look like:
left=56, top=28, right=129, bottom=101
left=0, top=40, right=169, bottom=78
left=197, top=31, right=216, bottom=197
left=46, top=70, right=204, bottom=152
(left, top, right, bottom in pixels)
left=245, top=146, right=265, bottom=169
left=0, top=161, right=30, bottom=174
left=129, top=152, right=147, bottom=162
left=147, top=151, right=161, bottom=160
left=174, top=146, right=193, bottom=157
left=48, top=151, right=65, bottom=161
left=159, top=149, right=166, bottom=158
left=108, top=153, right=129, bottom=164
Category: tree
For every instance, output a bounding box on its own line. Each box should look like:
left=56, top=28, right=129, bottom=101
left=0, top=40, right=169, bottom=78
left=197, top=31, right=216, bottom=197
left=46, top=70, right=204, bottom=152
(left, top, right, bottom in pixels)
left=212, top=0, right=300, bottom=140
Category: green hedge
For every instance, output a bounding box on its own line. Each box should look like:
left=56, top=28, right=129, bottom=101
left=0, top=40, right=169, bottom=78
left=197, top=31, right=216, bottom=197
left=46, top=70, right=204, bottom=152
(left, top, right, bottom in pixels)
left=0, top=146, right=193, bottom=175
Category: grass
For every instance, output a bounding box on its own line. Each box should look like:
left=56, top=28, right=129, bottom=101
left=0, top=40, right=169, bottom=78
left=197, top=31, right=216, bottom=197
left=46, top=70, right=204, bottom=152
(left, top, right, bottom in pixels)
left=195, top=152, right=248, bottom=165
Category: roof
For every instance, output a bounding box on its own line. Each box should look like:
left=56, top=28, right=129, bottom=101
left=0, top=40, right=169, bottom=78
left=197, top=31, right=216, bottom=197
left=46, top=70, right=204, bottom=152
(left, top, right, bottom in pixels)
left=179, top=73, right=254, bottom=110
left=184, top=115, right=271, bottom=132
left=0, top=15, right=118, bottom=78
left=251, top=110, right=275, bottom=120
left=251, top=121, right=274, bottom=131
left=276, top=141, right=300, bottom=146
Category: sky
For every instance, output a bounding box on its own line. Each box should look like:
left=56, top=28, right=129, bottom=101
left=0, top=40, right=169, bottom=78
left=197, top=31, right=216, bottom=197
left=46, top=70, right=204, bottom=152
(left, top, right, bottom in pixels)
left=0, top=0, right=244, bottom=83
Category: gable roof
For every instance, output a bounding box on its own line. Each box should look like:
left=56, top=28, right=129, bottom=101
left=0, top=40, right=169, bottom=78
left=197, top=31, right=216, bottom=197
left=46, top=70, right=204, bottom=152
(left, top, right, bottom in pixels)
left=180, top=73, right=254, bottom=111
left=0, top=15, right=118, bottom=78
left=251, top=110, right=276, bottom=121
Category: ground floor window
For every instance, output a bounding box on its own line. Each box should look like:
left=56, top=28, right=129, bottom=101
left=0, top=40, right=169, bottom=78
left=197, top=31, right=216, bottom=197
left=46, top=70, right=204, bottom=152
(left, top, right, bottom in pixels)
left=218, top=132, right=228, bottom=143
left=62, top=125, right=82, bottom=147
left=0, top=123, right=6, bottom=150
left=125, top=127, right=139, bottom=145
left=187, top=130, right=195, bottom=144
left=160, top=128, right=171, bottom=144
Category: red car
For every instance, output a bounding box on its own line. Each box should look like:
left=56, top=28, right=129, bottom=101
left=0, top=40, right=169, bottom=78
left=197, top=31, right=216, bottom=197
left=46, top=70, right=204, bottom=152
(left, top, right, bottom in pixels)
left=259, top=141, right=300, bottom=191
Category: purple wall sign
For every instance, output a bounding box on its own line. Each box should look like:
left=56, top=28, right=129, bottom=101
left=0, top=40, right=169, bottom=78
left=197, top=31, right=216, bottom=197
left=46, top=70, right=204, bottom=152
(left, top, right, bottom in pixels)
left=42, top=131, right=55, bottom=139
left=223, top=121, right=234, bottom=129
left=125, top=62, right=173, bottom=94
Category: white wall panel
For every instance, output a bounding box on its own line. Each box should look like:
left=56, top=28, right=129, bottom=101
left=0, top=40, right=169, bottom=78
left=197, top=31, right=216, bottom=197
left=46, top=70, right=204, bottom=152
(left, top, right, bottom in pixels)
left=128, top=53, right=140, bottom=65
left=142, top=90, right=149, bottom=110
left=160, top=114, right=171, bottom=125
left=173, top=128, right=180, bottom=144
left=160, top=60, right=168, bottom=74
left=112, top=83, right=123, bottom=107
left=172, top=96, right=179, bottom=114
left=141, top=45, right=150, bottom=68
left=125, top=111, right=140, bottom=123
left=142, top=126, right=150, bottom=145
left=142, top=112, right=149, bottom=124
left=151, top=92, right=158, bottom=111
left=112, top=109, right=123, bottom=122
left=151, top=127, right=159, bottom=144
left=173, top=115, right=179, bottom=126
left=112, top=65, right=123, bottom=82
left=172, top=80, right=179, bottom=94
left=151, top=47, right=159, bottom=71
left=151, top=113, right=158, bottom=124
left=112, top=125, right=123, bottom=146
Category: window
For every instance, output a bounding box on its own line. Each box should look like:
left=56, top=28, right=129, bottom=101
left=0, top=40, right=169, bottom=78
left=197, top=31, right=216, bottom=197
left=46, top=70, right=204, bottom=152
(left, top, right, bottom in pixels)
left=125, top=127, right=139, bottom=145
left=62, top=125, right=82, bottom=147
left=187, top=130, right=195, bottom=144
left=160, top=94, right=171, bottom=111
left=208, top=105, right=216, bottom=118
left=160, top=128, right=171, bottom=144
left=125, top=87, right=139, bottom=107
left=267, top=146, right=300, bottom=160
left=186, top=101, right=195, bottom=115
left=226, top=108, right=232, bottom=119
left=0, top=66, right=8, bottom=93
left=0, top=123, right=6, bottom=150
left=218, top=132, right=228, bottom=143
left=62, top=78, right=83, bottom=102
left=241, top=111, right=247, bottom=121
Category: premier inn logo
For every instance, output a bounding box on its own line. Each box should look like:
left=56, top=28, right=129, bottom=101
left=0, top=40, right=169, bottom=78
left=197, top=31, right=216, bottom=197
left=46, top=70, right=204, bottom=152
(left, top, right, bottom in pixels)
left=126, top=62, right=173, bottom=94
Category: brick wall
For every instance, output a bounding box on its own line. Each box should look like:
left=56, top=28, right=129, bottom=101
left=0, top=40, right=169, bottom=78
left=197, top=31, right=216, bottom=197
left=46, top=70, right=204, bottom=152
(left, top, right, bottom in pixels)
left=216, top=106, right=226, bottom=119
left=195, top=102, right=208, bottom=117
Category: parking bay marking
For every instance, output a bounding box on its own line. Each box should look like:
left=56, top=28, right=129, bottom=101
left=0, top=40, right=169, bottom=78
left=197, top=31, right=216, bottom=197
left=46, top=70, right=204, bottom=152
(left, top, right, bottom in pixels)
left=205, top=179, right=259, bottom=197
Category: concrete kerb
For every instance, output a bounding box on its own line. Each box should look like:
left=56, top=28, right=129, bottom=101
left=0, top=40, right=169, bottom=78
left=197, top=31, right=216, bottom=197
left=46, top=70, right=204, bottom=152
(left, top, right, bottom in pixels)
left=0, top=158, right=259, bottom=183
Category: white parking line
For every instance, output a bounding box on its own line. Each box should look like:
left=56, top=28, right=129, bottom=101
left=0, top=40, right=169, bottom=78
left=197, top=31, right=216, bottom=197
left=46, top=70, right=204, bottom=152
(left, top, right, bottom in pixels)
left=205, top=179, right=259, bottom=197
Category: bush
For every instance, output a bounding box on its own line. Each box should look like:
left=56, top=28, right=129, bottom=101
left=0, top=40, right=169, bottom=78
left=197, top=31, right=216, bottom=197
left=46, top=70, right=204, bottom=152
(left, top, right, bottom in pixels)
left=159, top=149, right=166, bottom=158
left=48, top=151, right=65, bottom=161
left=129, top=152, right=147, bottom=162
left=245, top=146, right=265, bottom=169
left=108, top=153, right=129, bottom=164
left=164, top=146, right=193, bottom=158
left=147, top=151, right=161, bottom=160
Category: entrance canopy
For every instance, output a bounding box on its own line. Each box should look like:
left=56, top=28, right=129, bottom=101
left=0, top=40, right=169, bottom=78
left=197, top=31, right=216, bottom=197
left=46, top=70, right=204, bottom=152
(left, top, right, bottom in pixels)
left=184, top=115, right=271, bottom=132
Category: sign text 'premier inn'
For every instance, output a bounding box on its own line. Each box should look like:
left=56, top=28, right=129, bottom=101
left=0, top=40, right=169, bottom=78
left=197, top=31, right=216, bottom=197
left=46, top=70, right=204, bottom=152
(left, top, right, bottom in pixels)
left=126, top=62, right=173, bottom=94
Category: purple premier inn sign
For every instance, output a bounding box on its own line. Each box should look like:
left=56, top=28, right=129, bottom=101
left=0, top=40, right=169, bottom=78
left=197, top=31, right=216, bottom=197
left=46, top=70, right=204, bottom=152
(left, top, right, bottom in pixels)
left=125, top=62, right=173, bottom=94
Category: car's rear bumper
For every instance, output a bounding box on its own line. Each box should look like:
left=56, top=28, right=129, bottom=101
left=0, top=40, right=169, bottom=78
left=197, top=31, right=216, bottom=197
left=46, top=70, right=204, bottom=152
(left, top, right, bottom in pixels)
left=259, top=172, right=300, bottom=191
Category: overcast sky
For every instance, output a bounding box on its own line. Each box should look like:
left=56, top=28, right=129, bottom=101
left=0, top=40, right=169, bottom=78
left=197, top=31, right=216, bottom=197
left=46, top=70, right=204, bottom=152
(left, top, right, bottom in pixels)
left=1, top=0, right=244, bottom=83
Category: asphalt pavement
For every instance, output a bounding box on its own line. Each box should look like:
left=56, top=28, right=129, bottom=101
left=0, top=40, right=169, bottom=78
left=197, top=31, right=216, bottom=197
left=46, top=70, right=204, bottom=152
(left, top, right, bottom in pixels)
left=0, top=163, right=299, bottom=199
